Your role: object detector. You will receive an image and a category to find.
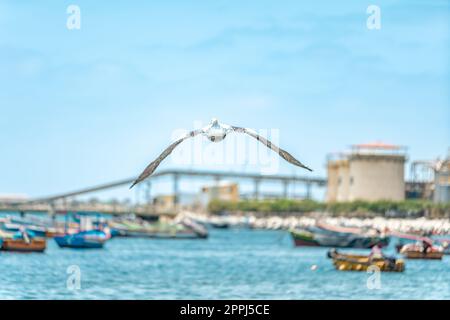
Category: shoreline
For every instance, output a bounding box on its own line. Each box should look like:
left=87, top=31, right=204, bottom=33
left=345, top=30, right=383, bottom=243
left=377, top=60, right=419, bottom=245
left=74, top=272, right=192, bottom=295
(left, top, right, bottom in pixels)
left=183, top=211, right=450, bottom=235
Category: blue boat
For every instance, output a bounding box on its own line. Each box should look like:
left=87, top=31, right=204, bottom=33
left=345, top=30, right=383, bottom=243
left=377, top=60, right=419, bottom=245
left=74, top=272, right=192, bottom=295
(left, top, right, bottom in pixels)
left=54, top=230, right=107, bottom=249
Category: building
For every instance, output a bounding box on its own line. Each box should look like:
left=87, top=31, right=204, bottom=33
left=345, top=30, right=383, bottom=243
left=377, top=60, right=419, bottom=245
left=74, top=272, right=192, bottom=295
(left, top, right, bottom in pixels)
left=434, top=157, right=450, bottom=203
left=153, top=193, right=199, bottom=212
left=153, top=194, right=176, bottom=212
left=0, top=194, right=28, bottom=203
left=199, top=181, right=239, bottom=206
left=327, top=142, right=407, bottom=202
left=407, top=151, right=450, bottom=203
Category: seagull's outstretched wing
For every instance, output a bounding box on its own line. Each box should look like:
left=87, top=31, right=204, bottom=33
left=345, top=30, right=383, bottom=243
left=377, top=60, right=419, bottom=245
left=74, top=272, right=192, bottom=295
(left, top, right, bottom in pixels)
left=231, top=126, right=313, bottom=172
left=130, top=129, right=203, bottom=188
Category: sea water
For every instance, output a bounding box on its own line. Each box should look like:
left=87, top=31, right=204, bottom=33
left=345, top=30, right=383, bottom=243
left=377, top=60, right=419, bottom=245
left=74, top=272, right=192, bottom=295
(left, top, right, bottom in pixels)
left=0, top=228, right=449, bottom=299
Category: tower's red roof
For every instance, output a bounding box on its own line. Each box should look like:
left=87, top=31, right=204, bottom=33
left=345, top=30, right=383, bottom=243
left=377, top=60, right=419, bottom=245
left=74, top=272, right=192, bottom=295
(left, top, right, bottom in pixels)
left=352, top=141, right=402, bottom=150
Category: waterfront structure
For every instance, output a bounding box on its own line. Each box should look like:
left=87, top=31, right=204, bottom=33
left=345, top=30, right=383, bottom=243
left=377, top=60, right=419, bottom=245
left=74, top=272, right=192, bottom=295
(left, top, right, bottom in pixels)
left=434, top=156, right=450, bottom=203
left=200, top=181, right=239, bottom=205
left=153, top=195, right=177, bottom=212
left=3, top=169, right=324, bottom=215
left=407, top=152, right=450, bottom=203
left=0, top=194, right=28, bottom=203
left=327, top=142, right=407, bottom=202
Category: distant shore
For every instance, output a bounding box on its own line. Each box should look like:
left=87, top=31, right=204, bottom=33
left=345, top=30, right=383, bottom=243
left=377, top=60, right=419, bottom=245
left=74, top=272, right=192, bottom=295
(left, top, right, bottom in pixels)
left=207, top=199, right=450, bottom=219
left=184, top=211, right=450, bottom=235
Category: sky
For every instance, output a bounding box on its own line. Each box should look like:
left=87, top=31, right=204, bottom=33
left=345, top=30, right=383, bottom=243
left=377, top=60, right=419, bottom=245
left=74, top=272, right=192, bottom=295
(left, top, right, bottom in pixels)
left=0, top=0, right=449, bottom=201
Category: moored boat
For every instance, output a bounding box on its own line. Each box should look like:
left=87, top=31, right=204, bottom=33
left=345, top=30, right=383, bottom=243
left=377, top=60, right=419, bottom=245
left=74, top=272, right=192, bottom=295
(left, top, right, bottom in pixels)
left=108, top=218, right=208, bottom=239
left=391, top=231, right=432, bottom=253
left=402, top=250, right=444, bottom=260
left=1, top=222, right=48, bottom=238
left=290, top=222, right=389, bottom=249
left=54, top=230, right=107, bottom=249
left=327, top=249, right=405, bottom=272
left=399, top=243, right=444, bottom=260
left=0, top=230, right=46, bottom=253
left=434, top=238, right=450, bottom=255
left=2, top=238, right=47, bottom=252
left=290, top=228, right=320, bottom=247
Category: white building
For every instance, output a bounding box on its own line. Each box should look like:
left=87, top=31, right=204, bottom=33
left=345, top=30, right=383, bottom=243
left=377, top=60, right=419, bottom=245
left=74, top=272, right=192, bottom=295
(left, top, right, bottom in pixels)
left=327, top=142, right=406, bottom=202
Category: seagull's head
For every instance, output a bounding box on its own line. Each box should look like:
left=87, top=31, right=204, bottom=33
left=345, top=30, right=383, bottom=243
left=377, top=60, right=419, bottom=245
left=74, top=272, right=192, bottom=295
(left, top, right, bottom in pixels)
left=210, top=118, right=219, bottom=126
left=207, top=118, right=226, bottom=142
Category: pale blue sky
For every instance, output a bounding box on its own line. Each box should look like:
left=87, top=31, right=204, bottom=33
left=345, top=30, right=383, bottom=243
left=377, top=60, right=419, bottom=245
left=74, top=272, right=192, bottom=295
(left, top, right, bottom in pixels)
left=0, top=0, right=449, bottom=200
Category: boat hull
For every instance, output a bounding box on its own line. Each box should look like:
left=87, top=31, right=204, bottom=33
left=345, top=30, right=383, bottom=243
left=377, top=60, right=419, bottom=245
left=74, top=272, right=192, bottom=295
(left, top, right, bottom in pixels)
left=115, top=229, right=205, bottom=239
left=54, top=236, right=105, bottom=249
left=402, top=251, right=444, bottom=260
left=290, top=229, right=320, bottom=247
left=291, top=227, right=389, bottom=248
left=54, top=230, right=107, bottom=249
left=1, top=238, right=46, bottom=252
left=109, top=219, right=208, bottom=239
left=328, top=250, right=405, bottom=272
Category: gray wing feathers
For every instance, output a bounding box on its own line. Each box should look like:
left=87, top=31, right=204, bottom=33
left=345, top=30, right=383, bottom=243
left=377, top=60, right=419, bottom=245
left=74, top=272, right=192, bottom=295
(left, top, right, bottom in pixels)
left=130, top=130, right=202, bottom=188
left=232, top=126, right=312, bottom=172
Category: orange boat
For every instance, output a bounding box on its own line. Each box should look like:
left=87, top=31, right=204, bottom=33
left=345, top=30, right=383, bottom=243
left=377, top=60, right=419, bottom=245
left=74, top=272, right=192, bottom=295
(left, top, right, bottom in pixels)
left=1, top=238, right=47, bottom=252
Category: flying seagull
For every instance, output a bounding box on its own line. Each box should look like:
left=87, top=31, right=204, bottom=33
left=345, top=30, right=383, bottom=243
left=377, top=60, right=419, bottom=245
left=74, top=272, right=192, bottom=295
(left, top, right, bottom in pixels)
left=130, top=118, right=312, bottom=188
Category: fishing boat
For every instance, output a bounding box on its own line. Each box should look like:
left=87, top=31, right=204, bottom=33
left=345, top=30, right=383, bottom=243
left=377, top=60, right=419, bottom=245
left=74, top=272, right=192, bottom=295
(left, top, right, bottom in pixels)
left=181, top=219, right=209, bottom=238
left=290, top=222, right=389, bottom=249
left=399, top=243, right=444, bottom=260
left=290, top=228, right=320, bottom=246
left=209, top=221, right=229, bottom=229
left=2, top=222, right=48, bottom=238
left=327, top=249, right=405, bottom=272
left=1, top=215, right=64, bottom=238
left=109, top=218, right=208, bottom=239
left=391, top=231, right=446, bottom=259
left=434, top=238, right=450, bottom=255
left=0, top=229, right=46, bottom=253
left=2, top=238, right=47, bottom=252
left=54, top=230, right=107, bottom=249
left=391, top=231, right=432, bottom=253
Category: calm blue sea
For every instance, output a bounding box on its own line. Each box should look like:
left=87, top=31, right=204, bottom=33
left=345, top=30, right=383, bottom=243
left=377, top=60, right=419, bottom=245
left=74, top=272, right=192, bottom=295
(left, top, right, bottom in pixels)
left=0, top=228, right=449, bottom=299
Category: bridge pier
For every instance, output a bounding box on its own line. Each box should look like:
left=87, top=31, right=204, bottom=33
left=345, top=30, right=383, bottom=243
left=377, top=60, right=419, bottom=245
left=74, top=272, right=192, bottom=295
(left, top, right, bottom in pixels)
left=145, top=181, right=152, bottom=204
left=254, top=179, right=260, bottom=200
left=48, top=202, right=56, bottom=221
left=283, top=181, right=289, bottom=199
left=306, top=182, right=312, bottom=199
left=173, top=173, right=179, bottom=209
left=211, top=175, right=221, bottom=200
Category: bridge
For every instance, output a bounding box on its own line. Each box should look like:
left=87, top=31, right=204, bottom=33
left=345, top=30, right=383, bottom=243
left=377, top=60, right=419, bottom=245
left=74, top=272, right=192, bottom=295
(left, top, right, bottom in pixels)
left=1, top=169, right=327, bottom=215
